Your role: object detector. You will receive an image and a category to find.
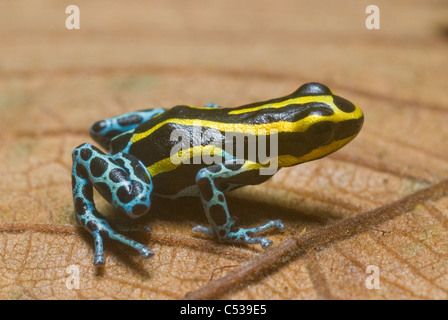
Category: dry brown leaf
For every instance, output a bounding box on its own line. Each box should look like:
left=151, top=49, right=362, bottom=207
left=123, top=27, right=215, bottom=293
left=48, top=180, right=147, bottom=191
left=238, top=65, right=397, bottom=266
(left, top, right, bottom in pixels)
left=1, top=0, right=448, bottom=300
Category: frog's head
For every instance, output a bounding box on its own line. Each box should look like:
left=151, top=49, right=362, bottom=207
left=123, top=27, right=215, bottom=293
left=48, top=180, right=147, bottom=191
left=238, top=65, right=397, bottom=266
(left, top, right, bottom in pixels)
left=278, top=82, right=364, bottom=166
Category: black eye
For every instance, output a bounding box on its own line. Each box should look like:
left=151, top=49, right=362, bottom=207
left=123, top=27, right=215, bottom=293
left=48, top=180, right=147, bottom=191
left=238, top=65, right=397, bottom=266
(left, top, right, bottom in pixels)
left=306, top=121, right=335, bottom=146
left=333, top=95, right=356, bottom=113
left=293, top=83, right=332, bottom=96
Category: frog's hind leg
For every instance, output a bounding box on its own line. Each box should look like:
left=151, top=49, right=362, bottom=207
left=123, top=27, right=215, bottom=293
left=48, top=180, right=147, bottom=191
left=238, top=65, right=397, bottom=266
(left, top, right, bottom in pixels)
left=193, top=160, right=284, bottom=248
left=203, top=103, right=221, bottom=108
left=90, top=108, right=165, bottom=150
left=71, top=142, right=154, bottom=265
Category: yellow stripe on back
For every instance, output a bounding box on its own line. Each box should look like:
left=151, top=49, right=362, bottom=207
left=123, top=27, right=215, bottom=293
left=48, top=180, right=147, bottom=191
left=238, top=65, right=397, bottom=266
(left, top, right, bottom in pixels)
left=131, top=101, right=363, bottom=144
left=229, top=95, right=333, bottom=115
left=148, top=134, right=357, bottom=177
left=147, top=145, right=225, bottom=177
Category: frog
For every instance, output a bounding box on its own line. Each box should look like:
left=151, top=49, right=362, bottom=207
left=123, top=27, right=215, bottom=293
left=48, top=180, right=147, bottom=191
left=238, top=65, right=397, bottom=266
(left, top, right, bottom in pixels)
left=71, top=82, right=364, bottom=266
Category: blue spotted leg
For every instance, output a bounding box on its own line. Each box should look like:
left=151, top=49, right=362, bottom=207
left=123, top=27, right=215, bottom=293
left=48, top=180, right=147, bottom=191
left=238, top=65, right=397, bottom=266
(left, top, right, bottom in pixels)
left=193, top=160, right=284, bottom=248
left=90, top=108, right=165, bottom=150
left=71, top=143, right=154, bottom=266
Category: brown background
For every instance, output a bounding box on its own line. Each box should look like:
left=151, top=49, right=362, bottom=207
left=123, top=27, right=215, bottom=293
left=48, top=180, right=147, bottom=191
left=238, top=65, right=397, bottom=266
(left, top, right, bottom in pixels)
left=0, top=0, right=448, bottom=299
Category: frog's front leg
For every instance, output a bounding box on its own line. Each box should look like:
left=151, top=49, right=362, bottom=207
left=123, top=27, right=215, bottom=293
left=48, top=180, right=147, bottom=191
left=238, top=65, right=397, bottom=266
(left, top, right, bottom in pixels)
left=193, top=160, right=284, bottom=248
left=71, top=143, right=154, bottom=265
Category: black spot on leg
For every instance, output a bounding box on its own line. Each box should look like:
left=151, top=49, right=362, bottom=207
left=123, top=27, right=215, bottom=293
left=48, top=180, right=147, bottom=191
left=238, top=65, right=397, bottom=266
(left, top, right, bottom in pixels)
left=207, top=165, right=222, bottom=173
left=131, top=180, right=144, bottom=195
left=115, top=159, right=125, bottom=168
left=218, top=194, right=225, bottom=202
left=136, top=167, right=150, bottom=183
left=117, top=181, right=143, bottom=204
left=223, top=162, right=244, bottom=172
left=99, top=229, right=109, bottom=238
left=87, top=221, right=99, bottom=232
left=109, top=168, right=128, bottom=183
left=209, top=204, right=228, bottom=226
left=82, top=184, right=93, bottom=201
left=117, top=114, right=143, bottom=127
left=90, top=157, right=108, bottom=177
left=117, top=186, right=134, bottom=203
left=197, top=178, right=214, bottom=202
left=122, top=154, right=149, bottom=182
left=80, top=148, right=93, bottom=161
left=95, top=182, right=113, bottom=203
left=75, top=164, right=87, bottom=178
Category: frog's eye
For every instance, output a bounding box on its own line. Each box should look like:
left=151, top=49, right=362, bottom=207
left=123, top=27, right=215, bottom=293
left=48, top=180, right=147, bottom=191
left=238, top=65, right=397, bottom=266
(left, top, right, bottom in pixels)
left=306, top=121, right=335, bottom=146
left=293, top=83, right=332, bottom=96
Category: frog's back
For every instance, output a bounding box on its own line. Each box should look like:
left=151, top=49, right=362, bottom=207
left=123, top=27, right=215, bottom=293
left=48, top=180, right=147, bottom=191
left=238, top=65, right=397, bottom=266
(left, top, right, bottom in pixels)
left=126, top=105, right=234, bottom=196
left=120, top=83, right=363, bottom=197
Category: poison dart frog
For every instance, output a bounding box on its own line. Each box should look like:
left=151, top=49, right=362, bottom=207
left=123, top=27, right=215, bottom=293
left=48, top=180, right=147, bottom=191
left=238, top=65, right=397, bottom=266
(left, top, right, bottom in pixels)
left=71, top=82, right=364, bottom=266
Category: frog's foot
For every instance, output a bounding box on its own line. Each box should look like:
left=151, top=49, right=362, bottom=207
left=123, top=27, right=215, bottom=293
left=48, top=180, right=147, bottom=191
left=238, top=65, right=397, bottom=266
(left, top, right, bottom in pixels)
left=193, top=219, right=284, bottom=249
left=79, top=212, right=153, bottom=266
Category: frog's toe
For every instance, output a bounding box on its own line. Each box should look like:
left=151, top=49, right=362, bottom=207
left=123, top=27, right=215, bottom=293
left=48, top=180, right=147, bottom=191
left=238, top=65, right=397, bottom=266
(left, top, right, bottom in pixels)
left=139, top=246, right=154, bottom=259
left=86, top=218, right=153, bottom=266
left=142, top=224, right=152, bottom=234
left=92, top=231, right=106, bottom=266
left=259, top=237, right=273, bottom=249
left=107, top=230, right=153, bottom=259
left=192, top=225, right=214, bottom=236
left=219, top=219, right=284, bottom=248
left=225, top=232, right=274, bottom=249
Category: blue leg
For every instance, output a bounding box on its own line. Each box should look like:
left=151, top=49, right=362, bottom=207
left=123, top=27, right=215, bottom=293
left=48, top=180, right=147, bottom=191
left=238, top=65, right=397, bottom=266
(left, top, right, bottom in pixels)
left=193, top=160, right=284, bottom=248
left=204, top=103, right=221, bottom=108
left=90, top=108, right=165, bottom=150
left=71, top=143, right=154, bottom=265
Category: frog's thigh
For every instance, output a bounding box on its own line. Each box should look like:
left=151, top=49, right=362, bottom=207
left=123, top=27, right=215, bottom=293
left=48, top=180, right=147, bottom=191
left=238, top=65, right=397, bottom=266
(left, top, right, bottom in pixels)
left=73, top=143, right=153, bottom=218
